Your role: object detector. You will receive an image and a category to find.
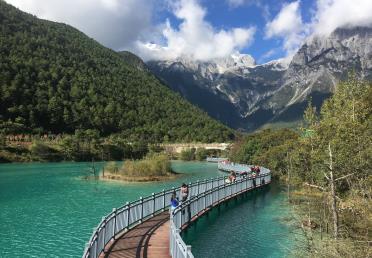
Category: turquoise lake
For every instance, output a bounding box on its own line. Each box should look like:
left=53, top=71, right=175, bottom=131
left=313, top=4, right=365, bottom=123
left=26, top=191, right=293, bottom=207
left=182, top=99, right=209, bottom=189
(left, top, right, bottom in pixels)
left=0, top=161, right=297, bottom=257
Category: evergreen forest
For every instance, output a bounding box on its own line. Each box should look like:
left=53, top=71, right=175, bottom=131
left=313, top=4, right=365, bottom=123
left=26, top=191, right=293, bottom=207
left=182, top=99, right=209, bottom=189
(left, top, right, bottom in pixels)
left=0, top=1, right=233, bottom=144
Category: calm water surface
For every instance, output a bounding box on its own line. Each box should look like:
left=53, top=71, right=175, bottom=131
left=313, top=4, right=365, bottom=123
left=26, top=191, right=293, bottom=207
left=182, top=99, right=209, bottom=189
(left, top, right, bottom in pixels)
left=0, top=161, right=297, bottom=257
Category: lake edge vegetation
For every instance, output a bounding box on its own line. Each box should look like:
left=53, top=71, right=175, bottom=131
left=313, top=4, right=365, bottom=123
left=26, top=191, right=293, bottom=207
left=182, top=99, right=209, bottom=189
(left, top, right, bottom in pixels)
left=229, top=76, right=371, bottom=257
left=101, top=153, right=178, bottom=182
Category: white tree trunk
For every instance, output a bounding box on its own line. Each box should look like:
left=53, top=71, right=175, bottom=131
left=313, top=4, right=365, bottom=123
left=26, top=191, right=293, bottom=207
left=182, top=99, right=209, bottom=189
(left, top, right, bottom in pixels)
left=328, top=143, right=339, bottom=239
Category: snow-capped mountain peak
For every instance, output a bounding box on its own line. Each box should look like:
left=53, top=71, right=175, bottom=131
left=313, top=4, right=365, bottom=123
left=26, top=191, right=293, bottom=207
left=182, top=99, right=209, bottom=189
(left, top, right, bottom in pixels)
left=150, top=53, right=256, bottom=75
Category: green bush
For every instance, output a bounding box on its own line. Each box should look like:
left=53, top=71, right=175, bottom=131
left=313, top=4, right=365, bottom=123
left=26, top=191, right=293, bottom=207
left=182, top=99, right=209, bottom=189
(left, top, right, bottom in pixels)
left=180, top=148, right=196, bottom=161
left=114, top=153, right=171, bottom=177
left=0, top=133, right=5, bottom=149
left=30, top=141, right=62, bottom=161
left=195, top=148, right=207, bottom=161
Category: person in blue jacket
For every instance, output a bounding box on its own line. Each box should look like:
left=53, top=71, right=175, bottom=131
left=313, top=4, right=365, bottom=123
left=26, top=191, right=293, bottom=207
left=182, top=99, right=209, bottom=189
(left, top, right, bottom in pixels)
left=170, top=192, right=179, bottom=210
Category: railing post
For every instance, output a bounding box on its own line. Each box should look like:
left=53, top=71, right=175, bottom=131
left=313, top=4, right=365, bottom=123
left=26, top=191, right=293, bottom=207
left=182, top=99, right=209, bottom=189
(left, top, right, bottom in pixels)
left=189, top=182, right=191, bottom=197
left=186, top=245, right=192, bottom=258
left=102, top=216, right=106, bottom=253
left=95, top=230, right=100, bottom=255
left=152, top=193, right=155, bottom=216
left=187, top=202, right=191, bottom=224
left=126, top=202, right=130, bottom=230
left=84, top=243, right=90, bottom=258
left=140, top=197, right=143, bottom=222
left=112, top=208, right=117, bottom=240
left=93, top=229, right=98, bottom=258
left=162, top=189, right=165, bottom=211
left=197, top=180, right=200, bottom=195
left=211, top=186, right=214, bottom=205
left=203, top=192, right=206, bottom=210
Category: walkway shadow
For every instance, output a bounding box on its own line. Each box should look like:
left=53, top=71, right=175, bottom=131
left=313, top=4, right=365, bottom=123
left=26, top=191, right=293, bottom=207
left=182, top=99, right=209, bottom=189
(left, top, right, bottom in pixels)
left=105, top=212, right=169, bottom=258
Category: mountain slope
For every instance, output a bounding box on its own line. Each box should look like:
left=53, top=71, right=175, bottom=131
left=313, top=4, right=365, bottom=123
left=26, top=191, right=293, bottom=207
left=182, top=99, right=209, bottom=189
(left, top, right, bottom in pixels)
left=148, top=27, right=372, bottom=131
left=147, top=59, right=244, bottom=128
left=147, top=55, right=286, bottom=130
left=0, top=1, right=234, bottom=143
left=253, top=26, right=372, bottom=126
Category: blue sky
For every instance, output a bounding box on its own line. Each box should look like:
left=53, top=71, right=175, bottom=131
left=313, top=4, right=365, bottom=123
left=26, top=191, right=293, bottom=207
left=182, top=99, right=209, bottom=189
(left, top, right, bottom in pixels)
left=145, top=0, right=317, bottom=63
left=201, top=0, right=316, bottom=62
left=161, top=0, right=289, bottom=62
left=6, top=0, right=372, bottom=63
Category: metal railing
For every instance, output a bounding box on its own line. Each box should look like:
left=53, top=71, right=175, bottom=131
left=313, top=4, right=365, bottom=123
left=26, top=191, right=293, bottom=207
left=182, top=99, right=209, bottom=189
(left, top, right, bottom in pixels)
left=169, top=166, right=271, bottom=258
left=218, top=161, right=253, bottom=173
left=82, top=168, right=260, bottom=258
left=206, top=157, right=228, bottom=162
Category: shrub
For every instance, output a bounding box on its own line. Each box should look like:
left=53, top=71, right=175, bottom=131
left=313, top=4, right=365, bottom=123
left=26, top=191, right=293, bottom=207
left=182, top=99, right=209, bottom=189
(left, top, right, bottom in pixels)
left=109, top=153, right=172, bottom=178
left=180, top=148, right=195, bottom=161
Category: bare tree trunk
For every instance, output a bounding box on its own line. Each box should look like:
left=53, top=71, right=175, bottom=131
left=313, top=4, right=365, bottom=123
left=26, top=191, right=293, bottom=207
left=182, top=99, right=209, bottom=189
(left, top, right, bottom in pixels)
left=328, top=143, right=339, bottom=239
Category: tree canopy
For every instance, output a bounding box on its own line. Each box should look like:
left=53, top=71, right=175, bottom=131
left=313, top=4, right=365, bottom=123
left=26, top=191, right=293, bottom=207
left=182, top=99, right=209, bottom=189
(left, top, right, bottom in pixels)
left=230, top=76, right=371, bottom=256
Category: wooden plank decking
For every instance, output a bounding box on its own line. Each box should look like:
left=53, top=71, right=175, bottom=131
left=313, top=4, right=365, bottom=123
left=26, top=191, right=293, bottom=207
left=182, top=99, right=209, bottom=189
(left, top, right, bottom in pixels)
left=104, top=211, right=171, bottom=258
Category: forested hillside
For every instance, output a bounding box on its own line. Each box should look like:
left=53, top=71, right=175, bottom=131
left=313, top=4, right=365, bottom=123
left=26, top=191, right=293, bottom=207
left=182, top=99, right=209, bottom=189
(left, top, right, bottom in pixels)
left=0, top=1, right=233, bottom=143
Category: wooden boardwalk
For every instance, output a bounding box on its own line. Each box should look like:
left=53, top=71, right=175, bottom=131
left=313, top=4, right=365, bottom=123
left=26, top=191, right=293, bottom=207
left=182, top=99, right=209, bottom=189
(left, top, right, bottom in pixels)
left=104, top=211, right=171, bottom=258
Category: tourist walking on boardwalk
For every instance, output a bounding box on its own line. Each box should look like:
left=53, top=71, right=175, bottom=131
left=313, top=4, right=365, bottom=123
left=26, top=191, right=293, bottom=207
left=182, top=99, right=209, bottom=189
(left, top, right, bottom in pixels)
left=255, top=165, right=261, bottom=175
left=227, top=171, right=236, bottom=183
left=180, top=183, right=189, bottom=202
left=171, top=192, right=179, bottom=210
left=251, top=170, right=257, bottom=187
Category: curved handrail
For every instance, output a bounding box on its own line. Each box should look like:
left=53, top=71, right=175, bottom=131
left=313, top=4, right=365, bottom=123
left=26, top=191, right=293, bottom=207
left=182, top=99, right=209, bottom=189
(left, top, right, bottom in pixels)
left=82, top=164, right=271, bottom=258
left=83, top=171, right=250, bottom=257
left=169, top=167, right=271, bottom=258
left=206, top=157, right=228, bottom=162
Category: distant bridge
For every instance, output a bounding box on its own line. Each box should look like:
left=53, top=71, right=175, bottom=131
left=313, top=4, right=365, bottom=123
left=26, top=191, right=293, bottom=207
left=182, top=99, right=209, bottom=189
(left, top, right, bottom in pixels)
left=83, top=163, right=271, bottom=258
left=160, top=143, right=231, bottom=153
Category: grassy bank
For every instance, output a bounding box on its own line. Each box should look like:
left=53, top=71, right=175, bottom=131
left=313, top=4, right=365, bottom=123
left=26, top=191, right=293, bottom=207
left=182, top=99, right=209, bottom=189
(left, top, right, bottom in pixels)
left=0, top=133, right=153, bottom=163
left=101, top=153, right=178, bottom=182
left=178, top=147, right=226, bottom=161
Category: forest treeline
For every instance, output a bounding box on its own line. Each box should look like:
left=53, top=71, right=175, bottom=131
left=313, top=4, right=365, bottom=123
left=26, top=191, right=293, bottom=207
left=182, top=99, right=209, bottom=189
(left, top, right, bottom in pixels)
left=0, top=1, right=234, bottom=144
left=229, top=76, right=371, bottom=257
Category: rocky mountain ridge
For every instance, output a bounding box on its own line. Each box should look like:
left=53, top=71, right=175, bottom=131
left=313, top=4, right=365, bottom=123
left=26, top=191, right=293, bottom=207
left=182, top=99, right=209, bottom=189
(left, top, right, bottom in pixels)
left=147, top=26, right=372, bottom=131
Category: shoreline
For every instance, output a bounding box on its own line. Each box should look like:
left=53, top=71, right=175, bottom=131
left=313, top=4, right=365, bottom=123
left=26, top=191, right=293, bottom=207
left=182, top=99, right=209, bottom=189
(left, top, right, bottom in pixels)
left=99, top=170, right=183, bottom=183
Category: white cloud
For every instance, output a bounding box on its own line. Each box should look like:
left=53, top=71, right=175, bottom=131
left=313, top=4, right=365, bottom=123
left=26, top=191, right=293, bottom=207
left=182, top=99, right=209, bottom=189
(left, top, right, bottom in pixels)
left=258, top=49, right=277, bottom=63
left=226, top=0, right=271, bottom=21
left=265, top=1, right=306, bottom=55
left=5, top=0, right=153, bottom=50
left=226, top=0, right=245, bottom=8
left=265, top=0, right=372, bottom=58
left=137, top=0, right=256, bottom=61
left=312, top=0, right=372, bottom=36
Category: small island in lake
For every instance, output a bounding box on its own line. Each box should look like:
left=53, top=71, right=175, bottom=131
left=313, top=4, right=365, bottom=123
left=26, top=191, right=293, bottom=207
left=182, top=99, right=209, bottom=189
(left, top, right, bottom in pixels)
left=101, top=153, right=179, bottom=182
